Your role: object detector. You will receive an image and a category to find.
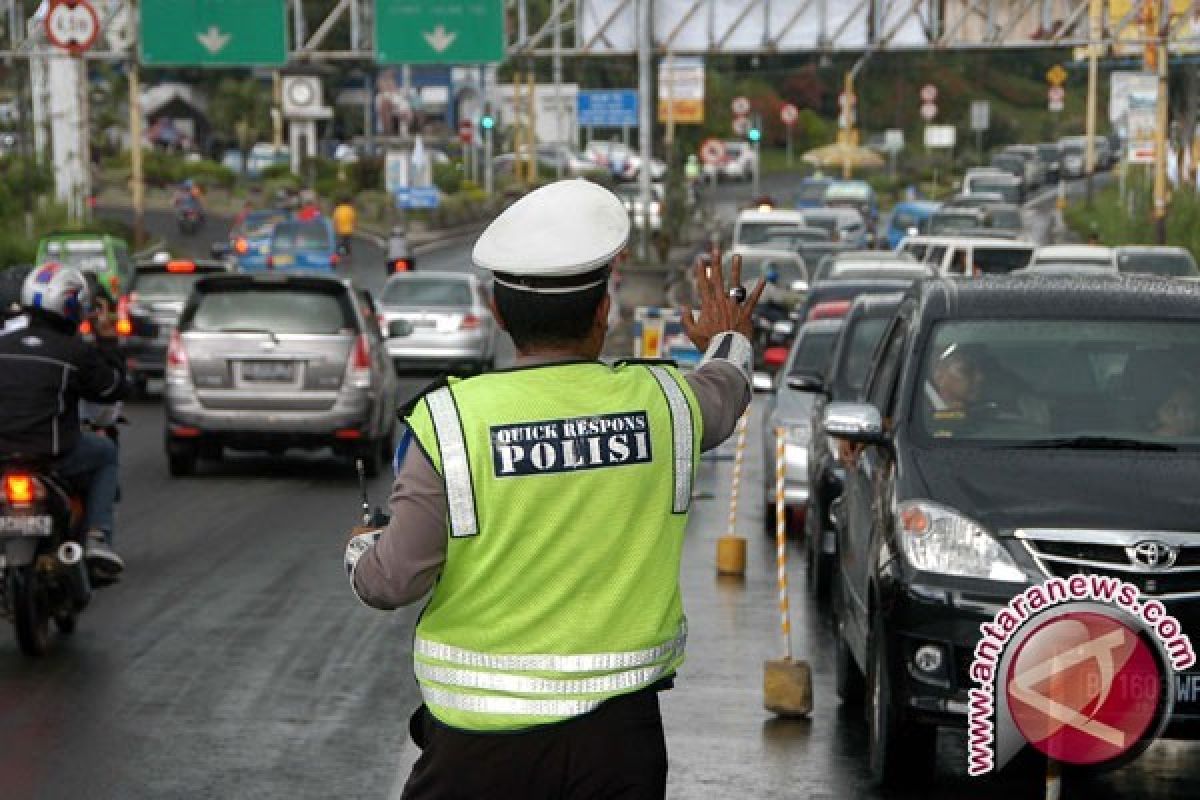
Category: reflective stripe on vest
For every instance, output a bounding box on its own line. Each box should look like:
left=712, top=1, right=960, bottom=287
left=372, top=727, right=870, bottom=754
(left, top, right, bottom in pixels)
left=415, top=622, right=687, bottom=673
left=647, top=365, right=695, bottom=513
left=426, top=387, right=478, bottom=538
left=420, top=686, right=604, bottom=717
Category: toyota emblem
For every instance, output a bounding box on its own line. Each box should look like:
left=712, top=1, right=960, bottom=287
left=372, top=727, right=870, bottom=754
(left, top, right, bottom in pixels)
left=1128, top=541, right=1178, bottom=570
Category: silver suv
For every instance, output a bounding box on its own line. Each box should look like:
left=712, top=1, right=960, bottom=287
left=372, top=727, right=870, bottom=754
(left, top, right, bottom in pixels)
left=164, top=273, right=397, bottom=477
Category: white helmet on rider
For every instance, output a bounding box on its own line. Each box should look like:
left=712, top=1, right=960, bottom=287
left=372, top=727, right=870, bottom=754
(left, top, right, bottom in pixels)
left=20, top=262, right=90, bottom=324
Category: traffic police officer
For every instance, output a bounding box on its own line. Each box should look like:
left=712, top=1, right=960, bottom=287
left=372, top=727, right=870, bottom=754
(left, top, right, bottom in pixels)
left=345, top=179, right=764, bottom=799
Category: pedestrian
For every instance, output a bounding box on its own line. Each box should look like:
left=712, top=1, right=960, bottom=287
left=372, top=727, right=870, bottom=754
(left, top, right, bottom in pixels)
left=345, top=179, right=765, bottom=800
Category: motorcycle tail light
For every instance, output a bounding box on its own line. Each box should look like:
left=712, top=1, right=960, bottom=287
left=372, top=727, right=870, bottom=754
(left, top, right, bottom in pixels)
left=331, top=253, right=340, bottom=267
left=116, top=296, right=133, bottom=337
left=235, top=237, right=249, bottom=255
left=79, top=320, right=93, bottom=335
left=3, top=474, right=38, bottom=508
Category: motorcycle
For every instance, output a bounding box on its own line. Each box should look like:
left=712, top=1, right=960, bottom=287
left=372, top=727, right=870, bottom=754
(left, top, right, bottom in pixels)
left=0, top=461, right=93, bottom=656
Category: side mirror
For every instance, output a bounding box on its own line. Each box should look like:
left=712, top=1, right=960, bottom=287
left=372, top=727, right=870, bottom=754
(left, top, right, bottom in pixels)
left=786, top=372, right=824, bottom=393
left=764, top=346, right=789, bottom=370
left=823, top=402, right=887, bottom=444
left=210, top=241, right=231, bottom=258
left=752, top=371, right=775, bottom=393
left=388, top=319, right=415, bottom=338
left=789, top=279, right=809, bottom=293
left=907, top=227, right=919, bottom=238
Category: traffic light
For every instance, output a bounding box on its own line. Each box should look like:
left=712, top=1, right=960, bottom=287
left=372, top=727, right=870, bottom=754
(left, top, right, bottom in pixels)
left=747, top=125, right=761, bottom=143
left=481, top=114, right=495, bottom=131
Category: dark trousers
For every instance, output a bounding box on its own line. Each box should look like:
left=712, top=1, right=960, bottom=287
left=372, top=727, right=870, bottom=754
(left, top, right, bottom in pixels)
left=401, top=688, right=668, bottom=800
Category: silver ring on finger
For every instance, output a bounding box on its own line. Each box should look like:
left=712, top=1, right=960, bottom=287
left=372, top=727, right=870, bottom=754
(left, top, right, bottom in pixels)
left=728, top=285, right=747, bottom=304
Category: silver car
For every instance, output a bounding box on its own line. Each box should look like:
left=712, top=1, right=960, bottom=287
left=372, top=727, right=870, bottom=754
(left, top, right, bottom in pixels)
left=380, top=271, right=496, bottom=375
left=163, top=273, right=398, bottom=477
left=761, top=317, right=844, bottom=534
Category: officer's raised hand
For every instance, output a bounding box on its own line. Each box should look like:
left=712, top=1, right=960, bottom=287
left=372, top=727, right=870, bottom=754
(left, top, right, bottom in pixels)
left=680, top=245, right=766, bottom=352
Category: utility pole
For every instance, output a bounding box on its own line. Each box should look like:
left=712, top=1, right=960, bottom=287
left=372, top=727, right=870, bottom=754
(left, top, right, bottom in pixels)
left=1084, top=0, right=1101, bottom=205
left=129, top=0, right=144, bottom=246
left=552, top=0, right=564, bottom=179
left=1152, top=0, right=1170, bottom=244
left=636, top=0, right=653, bottom=262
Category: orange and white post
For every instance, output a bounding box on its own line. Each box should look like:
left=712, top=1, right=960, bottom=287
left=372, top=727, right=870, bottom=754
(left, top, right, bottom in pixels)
left=715, top=412, right=749, bottom=576
left=763, top=426, right=813, bottom=717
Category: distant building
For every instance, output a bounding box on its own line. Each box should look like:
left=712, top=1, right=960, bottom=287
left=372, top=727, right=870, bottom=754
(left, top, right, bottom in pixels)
left=142, top=83, right=209, bottom=153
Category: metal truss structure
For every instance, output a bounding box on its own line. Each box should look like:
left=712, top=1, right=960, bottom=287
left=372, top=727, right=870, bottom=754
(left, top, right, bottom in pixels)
left=2, top=1, right=1200, bottom=64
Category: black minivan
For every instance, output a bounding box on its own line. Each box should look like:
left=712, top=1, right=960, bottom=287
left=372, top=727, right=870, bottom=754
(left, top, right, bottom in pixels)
left=824, top=276, right=1200, bottom=784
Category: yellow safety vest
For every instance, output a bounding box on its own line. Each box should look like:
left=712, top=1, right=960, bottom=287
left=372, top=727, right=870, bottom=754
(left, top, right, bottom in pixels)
left=405, top=361, right=702, bottom=732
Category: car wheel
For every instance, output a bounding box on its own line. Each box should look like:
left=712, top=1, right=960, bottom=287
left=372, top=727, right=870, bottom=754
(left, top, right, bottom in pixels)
left=866, top=614, right=937, bottom=786
left=167, top=442, right=198, bottom=477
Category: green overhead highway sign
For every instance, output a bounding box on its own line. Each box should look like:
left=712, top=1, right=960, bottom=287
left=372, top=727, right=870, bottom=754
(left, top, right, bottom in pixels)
left=376, top=0, right=505, bottom=64
left=140, top=0, right=288, bottom=67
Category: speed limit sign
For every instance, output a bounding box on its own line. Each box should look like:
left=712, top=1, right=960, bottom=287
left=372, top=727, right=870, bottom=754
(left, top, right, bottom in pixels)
left=700, top=138, right=727, bottom=166
left=45, top=0, right=99, bottom=56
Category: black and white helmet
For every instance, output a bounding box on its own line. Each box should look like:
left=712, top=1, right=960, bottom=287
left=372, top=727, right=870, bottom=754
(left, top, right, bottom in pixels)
left=20, top=262, right=90, bottom=323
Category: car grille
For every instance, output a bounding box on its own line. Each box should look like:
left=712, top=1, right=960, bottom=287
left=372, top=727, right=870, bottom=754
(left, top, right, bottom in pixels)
left=1016, top=528, right=1200, bottom=599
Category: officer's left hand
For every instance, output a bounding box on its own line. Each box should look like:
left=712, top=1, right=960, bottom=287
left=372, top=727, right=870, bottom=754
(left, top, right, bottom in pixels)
left=680, top=245, right=766, bottom=351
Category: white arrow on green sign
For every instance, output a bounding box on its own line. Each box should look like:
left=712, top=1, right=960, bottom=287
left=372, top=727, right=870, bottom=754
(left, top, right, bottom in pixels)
left=140, top=0, right=288, bottom=67
left=376, top=0, right=505, bottom=64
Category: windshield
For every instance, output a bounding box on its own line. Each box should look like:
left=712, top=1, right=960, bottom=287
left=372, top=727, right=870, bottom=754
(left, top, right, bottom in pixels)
left=241, top=211, right=288, bottom=239
left=988, top=209, right=1022, bottom=230
left=1117, top=252, right=1199, bottom=277
left=383, top=278, right=473, bottom=307
left=916, top=320, right=1200, bottom=446
left=789, top=329, right=838, bottom=378
left=796, top=183, right=828, bottom=203
left=738, top=222, right=797, bottom=246
left=190, top=289, right=351, bottom=334
left=44, top=241, right=108, bottom=273
left=973, top=247, right=1034, bottom=274
left=133, top=273, right=203, bottom=299
left=930, top=213, right=980, bottom=234
left=272, top=222, right=331, bottom=253
left=971, top=181, right=1020, bottom=204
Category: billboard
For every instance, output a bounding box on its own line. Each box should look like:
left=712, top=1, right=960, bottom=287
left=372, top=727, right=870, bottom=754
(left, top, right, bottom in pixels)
left=658, top=57, right=705, bottom=124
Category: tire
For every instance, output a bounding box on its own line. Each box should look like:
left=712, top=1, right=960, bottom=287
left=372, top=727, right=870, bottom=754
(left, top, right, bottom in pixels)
left=167, top=441, right=198, bottom=477
left=10, top=567, right=50, bottom=657
left=866, top=615, right=937, bottom=786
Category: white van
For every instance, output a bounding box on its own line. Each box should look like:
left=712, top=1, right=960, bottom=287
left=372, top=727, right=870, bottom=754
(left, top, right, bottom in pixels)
left=898, top=235, right=1036, bottom=276
left=732, top=209, right=808, bottom=250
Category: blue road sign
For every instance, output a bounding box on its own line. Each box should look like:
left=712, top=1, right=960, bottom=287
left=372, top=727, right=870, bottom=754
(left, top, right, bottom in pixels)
left=395, top=187, right=441, bottom=210
left=577, top=90, right=639, bottom=128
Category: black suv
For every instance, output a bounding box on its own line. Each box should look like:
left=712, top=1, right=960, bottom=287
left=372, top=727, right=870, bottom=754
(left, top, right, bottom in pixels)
left=804, top=292, right=903, bottom=598
left=823, top=276, right=1200, bottom=784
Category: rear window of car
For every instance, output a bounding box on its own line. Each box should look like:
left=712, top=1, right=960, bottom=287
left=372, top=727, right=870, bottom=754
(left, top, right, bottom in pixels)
left=790, top=329, right=839, bottom=378
left=988, top=209, right=1022, bottom=229
left=973, top=247, right=1034, bottom=274
left=44, top=239, right=109, bottom=273
left=272, top=222, right=331, bottom=253
left=188, top=288, right=352, bottom=335
left=132, top=273, right=203, bottom=298
left=1118, top=253, right=1200, bottom=277
left=383, top=279, right=473, bottom=307
left=796, top=183, right=828, bottom=203
left=241, top=211, right=288, bottom=239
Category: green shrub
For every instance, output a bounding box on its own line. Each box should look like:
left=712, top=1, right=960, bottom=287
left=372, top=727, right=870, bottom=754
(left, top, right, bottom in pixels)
left=433, top=161, right=463, bottom=195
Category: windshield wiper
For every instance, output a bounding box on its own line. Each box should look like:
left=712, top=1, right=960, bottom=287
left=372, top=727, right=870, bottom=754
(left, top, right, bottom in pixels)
left=1015, top=435, right=1178, bottom=452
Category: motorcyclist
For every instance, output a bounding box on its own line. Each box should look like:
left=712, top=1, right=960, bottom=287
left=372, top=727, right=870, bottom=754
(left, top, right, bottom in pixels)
left=0, top=264, right=128, bottom=583
left=333, top=196, right=357, bottom=256
left=387, top=225, right=413, bottom=273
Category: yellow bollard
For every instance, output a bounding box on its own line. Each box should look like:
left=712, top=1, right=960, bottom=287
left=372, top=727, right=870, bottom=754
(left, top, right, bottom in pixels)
left=764, top=426, right=813, bottom=717
left=716, top=413, right=750, bottom=576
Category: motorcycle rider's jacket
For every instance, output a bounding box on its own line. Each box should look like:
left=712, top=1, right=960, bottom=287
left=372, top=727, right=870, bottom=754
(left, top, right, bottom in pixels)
left=404, top=361, right=700, bottom=732
left=0, top=309, right=128, bottom=458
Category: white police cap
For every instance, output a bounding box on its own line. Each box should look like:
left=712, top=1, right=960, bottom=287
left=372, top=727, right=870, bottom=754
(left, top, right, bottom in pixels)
left=473, top=179, right=630, bottom=294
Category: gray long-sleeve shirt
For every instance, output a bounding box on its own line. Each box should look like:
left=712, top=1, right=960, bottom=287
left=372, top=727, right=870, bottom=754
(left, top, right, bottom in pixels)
left=352, top=342, right=752, bottom=610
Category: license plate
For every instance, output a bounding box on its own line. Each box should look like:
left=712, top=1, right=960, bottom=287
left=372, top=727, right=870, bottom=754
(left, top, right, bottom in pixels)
left=0, top=515, right=53, bottom=536
left=273, top=254, right=294, bottom=266
left=242, top=361, right=295, bottom=382
left=411, top=319, right=435, bottom=328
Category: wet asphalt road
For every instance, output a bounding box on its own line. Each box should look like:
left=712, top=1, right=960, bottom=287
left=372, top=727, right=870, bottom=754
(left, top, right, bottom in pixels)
left=3, top=189, right=1199, bottom=798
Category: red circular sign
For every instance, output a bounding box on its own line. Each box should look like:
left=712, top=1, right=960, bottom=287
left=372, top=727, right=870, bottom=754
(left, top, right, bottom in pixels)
left=700, top=137, right=726, bottom=166
left=45, top=0, right=99, bottom=56
left=780, top=103, right=798, bottom=126
left=920, top=102, right=937, bottom=121
left=1005, top=611, right=1164, bottom=766
left=920, top=84, right=938, bottom=102
left=458, top=119, right=473, bottom=144
left=1048, top=87, right=1066, bottom=102
left=731, top=96, right=751, bottom=116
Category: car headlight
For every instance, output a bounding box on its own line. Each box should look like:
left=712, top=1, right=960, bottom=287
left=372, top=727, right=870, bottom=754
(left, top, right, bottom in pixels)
left=895, top=500, right=1025, bottom=582
left=772, top=320, right=795, bottom=336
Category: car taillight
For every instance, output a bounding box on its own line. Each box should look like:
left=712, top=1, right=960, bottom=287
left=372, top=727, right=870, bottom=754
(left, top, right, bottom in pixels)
left=79, top=319, right=93, bottom=335
left=266, top=256, right=274, bottom=270
left=235, top=237, right=249, bottom=255
left=459, top=313, right=481, bottom=331
left=3, top=473, right=38, bottom=508
left=116, top=296, right=133, bottom=337
left=331, top=253, right=339, bottom=267
left=347, top=333, right=372, bottom=389
left=166, top=329, right=189, bottom=381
